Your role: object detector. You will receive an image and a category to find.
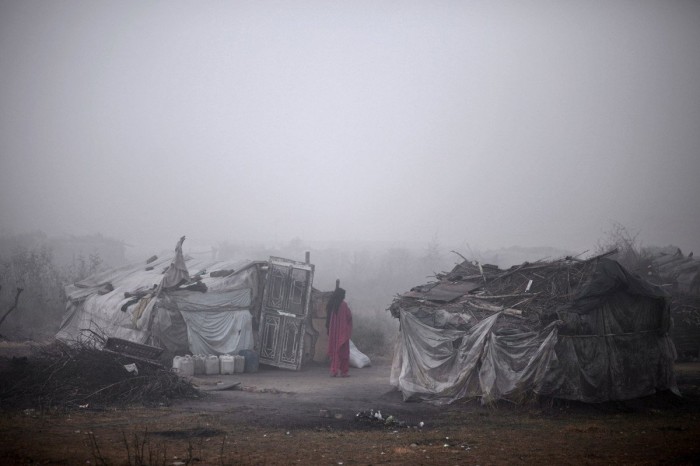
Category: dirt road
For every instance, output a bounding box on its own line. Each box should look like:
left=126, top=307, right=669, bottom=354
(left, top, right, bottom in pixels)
left=1, top=360, right=699, bottom=464
left=183, top=359, right=441, bottom=429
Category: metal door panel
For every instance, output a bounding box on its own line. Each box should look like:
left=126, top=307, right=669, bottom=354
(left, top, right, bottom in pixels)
left=258, top=257, right=314, bottom=370
left=259, top=313, right=281, bottom=361
left=279, top=317, right=301, bottom=367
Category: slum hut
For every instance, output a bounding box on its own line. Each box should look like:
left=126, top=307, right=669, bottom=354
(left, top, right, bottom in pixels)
left=57, top=237, right=317, bottom=371
left=389, top=252, right=678, bottom=404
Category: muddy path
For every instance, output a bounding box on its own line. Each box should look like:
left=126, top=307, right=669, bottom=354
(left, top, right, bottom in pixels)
left=1, top=359, right=699, bottom=464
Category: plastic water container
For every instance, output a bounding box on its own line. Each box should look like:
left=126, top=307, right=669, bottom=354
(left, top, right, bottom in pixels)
left=204, top=355, right=220, bottom=375
left=238, top=349, right=259, bottom=373
left=176, top=355, right=194, bottom=377
left=220, top=355, right=235, bottom=375
left=233, top=355, right=245, bottom=373
left=193, top=355, right=206, bottom=375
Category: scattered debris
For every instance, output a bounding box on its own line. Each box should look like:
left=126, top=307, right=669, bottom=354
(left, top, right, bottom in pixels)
left=354, top=409, right=421, bottom=428
left=0, top=340, right=199, bottom=410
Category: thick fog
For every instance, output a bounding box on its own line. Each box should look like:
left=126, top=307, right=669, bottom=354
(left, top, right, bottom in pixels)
left=1, top=1, right=699, bottom=258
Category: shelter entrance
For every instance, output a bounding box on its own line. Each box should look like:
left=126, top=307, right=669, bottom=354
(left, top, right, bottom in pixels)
left=259, top=257, right=314, bottom=370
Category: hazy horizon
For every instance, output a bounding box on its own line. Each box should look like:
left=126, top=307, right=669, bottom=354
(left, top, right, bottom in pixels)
left=2, top=1, right=699, bottom=257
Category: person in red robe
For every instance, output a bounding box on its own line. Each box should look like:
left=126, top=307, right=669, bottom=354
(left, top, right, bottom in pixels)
left=326, top=287, right=353, bottom=377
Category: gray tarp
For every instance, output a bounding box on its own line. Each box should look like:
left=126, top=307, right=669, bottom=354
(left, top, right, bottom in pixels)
left=390, top=310, right=559, bottom=404
left=179, top=309, right=253, bottom=355
left=169, top=288, right=254, bottom=355
left=391, top=258, right=678, bottom=404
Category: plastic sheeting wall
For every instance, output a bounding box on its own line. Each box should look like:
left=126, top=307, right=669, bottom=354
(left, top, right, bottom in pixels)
left=391, top=259, right=678, bottom=404
left=180, top=309, right=253, bottom=355
left=391, top=310, right=559, bottom=405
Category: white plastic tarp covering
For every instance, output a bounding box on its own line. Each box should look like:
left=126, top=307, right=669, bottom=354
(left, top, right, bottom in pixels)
left=169, top=289, right=251, bottom=311
left=169, top=288, right=254, bottom=355
left=180, top=309, right=254, bottom=355
left=57, top=254, right=261, bottom=353
left=57, top=257, right=173, bottom=344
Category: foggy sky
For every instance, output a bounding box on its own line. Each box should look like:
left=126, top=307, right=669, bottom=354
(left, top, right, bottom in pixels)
left=1, top=1, right=699, bottom=256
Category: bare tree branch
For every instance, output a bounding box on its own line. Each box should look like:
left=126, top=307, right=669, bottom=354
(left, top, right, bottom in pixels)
left=0, top=287, right=24, bottom=331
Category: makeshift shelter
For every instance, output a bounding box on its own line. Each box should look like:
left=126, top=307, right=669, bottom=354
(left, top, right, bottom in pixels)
left=57, top=238, right=316, bottom=370
left=389, top=253, right=678, bottom=405
left=641, top=247, right=700, bottom=358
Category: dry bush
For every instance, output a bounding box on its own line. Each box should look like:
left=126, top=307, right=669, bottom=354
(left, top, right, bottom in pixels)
left=594, top=221, right=650, bottom=271
left=0, top=237, right=105, bottom=340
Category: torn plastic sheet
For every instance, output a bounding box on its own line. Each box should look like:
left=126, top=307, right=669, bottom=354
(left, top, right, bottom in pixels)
left=391, top=311, right=557, bottom=404
left=391, top=308, right=677, bottom=405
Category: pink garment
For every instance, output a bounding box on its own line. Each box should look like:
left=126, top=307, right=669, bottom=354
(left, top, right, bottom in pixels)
left=327, top=301, right=352, bottom=376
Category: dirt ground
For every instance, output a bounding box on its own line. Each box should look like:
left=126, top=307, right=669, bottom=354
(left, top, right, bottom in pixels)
left=1, top=354, right=699, bottom=465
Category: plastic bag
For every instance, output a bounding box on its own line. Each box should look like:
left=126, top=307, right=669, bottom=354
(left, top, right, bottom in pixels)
left=349, top=339, right=371, bottom=368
